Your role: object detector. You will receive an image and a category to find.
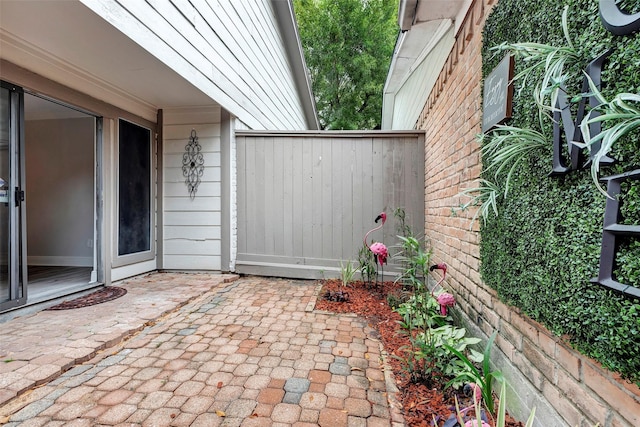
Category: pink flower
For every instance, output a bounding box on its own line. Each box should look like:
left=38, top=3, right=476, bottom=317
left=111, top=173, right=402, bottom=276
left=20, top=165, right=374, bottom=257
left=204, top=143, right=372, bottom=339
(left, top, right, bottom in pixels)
left=436, top=292, right=456, bottom=316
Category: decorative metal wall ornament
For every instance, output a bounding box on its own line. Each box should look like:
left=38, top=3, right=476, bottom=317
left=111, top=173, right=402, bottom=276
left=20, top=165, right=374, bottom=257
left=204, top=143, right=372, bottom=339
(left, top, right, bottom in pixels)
left=182, top=129, right=204, bottom=199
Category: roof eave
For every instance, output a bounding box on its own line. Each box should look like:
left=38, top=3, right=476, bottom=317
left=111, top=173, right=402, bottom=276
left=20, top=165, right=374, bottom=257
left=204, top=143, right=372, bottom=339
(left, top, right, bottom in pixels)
left=271, top=0, right=320, bottom=130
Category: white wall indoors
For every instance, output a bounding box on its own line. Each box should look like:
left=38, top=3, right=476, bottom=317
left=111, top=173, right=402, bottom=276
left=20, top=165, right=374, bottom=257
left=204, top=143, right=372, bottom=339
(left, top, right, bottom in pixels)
left=25, top=116, right=94, bottom=266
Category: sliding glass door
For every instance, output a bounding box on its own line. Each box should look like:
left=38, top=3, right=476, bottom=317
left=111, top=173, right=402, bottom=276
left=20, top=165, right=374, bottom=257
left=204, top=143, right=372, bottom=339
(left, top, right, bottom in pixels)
left=0, top=82, right=26, bottom=311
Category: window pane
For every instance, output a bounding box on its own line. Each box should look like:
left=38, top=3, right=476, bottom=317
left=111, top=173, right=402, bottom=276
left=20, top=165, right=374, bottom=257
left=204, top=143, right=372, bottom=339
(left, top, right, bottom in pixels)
left=118, top=119, right=151, bottom=256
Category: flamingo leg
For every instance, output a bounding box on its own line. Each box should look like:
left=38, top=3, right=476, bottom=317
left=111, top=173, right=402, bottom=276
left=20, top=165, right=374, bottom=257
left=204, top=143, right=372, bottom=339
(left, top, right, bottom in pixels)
left=373, top=253, right=378, bottom=288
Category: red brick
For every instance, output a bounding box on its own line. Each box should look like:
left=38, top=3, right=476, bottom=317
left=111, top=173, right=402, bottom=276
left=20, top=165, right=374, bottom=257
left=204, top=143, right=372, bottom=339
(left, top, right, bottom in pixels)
left=556, top=342, right=581, bottom=380
left=493, top=301, right=512, bottom=322
left=537, top=331, right=557, bottom=358
left=582, top=361, right=640, bottom=426
left=476, top=286, right=493, bottom=309
left=271, top=403, right=301, bottom=424
left=344, top=397, right=371, bottom=417
left=512, top=350, right=543, bottom=391
left=509, top=313, right=539, bottom=346
left=613, top=372, right=640, bottom=396
left=522, top=339, right=555, bottom=384
left=480, top=307, right=500, bottom=329
left=268, top=378, right=285, bottom=389
left=540, top=379, right=582, bottom=427
left=494, top=332, right=515, bottom=361
left=96, top=404, right=137, bottom=424
left=557, top=367, right=608, bottom=424
left=326, top=396, right=344, bottom=409
left=499, top=320, right=522, bottom=351
left=98, top=389, right=133, bottom=405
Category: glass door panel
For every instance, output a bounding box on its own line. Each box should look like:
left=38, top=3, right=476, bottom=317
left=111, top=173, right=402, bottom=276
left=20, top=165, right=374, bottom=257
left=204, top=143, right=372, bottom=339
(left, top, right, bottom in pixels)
left=0, top=86, right=9, bottom=303
left=0, top=82, right=25, bottom=311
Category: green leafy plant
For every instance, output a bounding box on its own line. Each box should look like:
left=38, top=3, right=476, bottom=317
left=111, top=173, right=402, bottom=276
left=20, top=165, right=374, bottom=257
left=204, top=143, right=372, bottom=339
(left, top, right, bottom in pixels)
left=357, top=243, right=376, bottom=286
left=428, top=325, right=482, bottom=379
left=455, top=178, right=501, bottom=225
left=394, top=235, right=431, bottom=288
left=394, top=207, right=413, bottom=238
left=454, top=380, right=536, bottom=427
left=578, top=76, right=640, bottom=196
left=616, top=240, right=640, bottom=287
left=396, top=323, right=480, bottom=384
left=491, top=6, right=580, bottom=122
left=396, top=293, right=444, bottom=331
left=456, top=125, right=547, bottom=225
left=480, top=0, right=640, bottom=386
left=446, top=331, right=504, bottom=415
left=481, top=126, right=548, bottom=196
left=393, top=234, right=433, bottom=336
left=339, top=259, right=356, bottom=287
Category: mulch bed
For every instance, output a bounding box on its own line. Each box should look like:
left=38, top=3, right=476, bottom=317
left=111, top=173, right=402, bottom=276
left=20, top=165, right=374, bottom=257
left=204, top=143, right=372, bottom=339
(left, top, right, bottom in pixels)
left=315, top=278, right=523, bottom=427
left=45, top=286, right=127, bottom=310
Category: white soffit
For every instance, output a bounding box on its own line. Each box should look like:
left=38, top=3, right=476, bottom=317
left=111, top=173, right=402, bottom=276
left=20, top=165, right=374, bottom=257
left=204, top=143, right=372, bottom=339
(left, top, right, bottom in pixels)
left=0, top=0, right=215, bottom=121
left=383, top=0, right=472, bottom=129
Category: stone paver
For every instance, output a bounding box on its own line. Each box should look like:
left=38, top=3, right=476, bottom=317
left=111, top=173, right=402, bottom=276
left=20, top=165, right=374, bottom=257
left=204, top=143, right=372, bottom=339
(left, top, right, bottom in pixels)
left=0, top=273, right=405, bottom=426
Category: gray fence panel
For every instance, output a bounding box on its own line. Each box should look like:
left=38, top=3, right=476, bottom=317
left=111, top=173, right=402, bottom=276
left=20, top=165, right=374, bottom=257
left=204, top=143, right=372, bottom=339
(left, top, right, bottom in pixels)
left=236, top=131, right=425, bottom=279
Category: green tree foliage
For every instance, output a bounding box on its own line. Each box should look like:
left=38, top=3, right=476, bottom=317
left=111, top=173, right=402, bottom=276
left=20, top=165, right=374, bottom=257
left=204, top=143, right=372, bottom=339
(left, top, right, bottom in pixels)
left=293, top=0, right=399, bottom=129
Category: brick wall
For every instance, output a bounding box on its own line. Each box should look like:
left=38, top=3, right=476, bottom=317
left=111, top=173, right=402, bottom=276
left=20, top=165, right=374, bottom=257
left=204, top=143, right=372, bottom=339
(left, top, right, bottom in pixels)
left=417, top=0, right=640, bottom=426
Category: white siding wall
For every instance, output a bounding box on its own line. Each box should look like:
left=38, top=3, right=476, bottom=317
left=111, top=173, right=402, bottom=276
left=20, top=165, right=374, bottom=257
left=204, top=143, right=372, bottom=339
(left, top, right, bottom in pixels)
left=163, top=107, right=222, bottom=270
left=81, top=0, right=309, bottom=130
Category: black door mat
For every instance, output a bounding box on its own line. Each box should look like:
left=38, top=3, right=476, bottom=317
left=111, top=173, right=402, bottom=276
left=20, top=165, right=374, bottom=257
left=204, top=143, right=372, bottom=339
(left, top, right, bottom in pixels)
left=45, top=287, right=127, bottom=310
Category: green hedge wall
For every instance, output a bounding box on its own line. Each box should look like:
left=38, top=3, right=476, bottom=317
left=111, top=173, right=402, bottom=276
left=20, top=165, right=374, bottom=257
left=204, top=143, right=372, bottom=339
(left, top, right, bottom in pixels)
left=481, top=0, right=640, bottom=384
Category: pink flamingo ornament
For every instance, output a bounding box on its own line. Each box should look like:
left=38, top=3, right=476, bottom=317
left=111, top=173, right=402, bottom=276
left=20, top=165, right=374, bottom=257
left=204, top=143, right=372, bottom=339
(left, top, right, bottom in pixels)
left=363, top=212, right=388, bottom=286
left=437, top=292, right=456, bottom=316
left=429, top=263, right=456, bottom=316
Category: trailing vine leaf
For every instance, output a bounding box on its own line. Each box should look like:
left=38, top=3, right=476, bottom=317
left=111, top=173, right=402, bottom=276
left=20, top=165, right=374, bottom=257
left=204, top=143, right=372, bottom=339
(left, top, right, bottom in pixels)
left=481, top=125, right=548, bottom=197
left=456, top=125, right=546, bottom=226
left=578, top=74, right=640, bottom=197
left=491, top=6, right=581, bottom=127
left=457, top=179, right=501, bottom=226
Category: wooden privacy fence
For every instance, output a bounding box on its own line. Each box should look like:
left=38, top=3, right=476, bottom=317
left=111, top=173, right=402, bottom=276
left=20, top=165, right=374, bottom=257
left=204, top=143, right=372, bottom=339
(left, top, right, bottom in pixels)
left=235, top=130, right=425, bottom=279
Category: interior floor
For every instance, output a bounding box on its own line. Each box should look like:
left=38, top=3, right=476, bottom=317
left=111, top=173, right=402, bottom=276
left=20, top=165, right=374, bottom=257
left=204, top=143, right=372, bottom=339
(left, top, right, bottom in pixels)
left=27, top=266, right=94, bottom=304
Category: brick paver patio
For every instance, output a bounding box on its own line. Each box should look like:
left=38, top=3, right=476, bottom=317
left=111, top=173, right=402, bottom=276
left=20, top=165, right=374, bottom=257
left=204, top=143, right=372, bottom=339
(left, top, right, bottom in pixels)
left=0, top=273, right=405, bottom=426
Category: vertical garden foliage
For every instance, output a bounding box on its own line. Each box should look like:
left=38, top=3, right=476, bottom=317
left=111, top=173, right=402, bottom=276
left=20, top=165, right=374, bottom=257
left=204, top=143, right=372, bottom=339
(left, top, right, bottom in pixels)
left=480, top=0, right=640, bottom=384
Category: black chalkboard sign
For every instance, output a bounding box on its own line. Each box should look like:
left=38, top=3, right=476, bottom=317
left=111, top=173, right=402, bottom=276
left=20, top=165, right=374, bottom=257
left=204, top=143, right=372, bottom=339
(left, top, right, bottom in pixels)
left=482, top=54, right=514, bottom=132
left=118, top=119, right=151, bottom=256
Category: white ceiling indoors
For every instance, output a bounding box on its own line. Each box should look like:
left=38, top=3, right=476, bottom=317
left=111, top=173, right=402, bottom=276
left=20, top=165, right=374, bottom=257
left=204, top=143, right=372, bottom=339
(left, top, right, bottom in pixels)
left=0, top=0, right=216, bottom=121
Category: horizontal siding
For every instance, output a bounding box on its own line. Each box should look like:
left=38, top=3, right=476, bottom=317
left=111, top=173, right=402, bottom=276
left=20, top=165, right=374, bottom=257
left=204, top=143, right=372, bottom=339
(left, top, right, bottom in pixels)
left=164, top=239, right=221, bottom=256
left=164, top=196, right=221, bottom=211
left=236, top=131, right=426, bottom=279
left=164, top=225, right=221, bottom=240
left=86, top=0, right=309, bottom=130
left=164, top=182, right=221, bottom=197
left=162, top=107, right=222, bottom=270
left=162, top=255, right=222, bottom=270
